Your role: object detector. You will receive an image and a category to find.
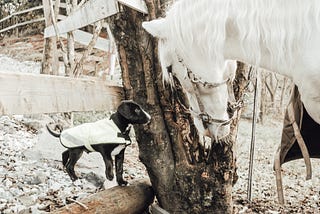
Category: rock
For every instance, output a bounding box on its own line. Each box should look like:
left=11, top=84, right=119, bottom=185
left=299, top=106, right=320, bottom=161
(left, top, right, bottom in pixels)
left=50, top=183, right=63, bottom=192
left=82, top=172, right=105, bottom=188
left=4, top=179, right=13, bottom=187
left=34, top=172, right=48, bottom=185
left=0, top=188, right=12, bottom=198
left=18, top=195, right=37, bottom=207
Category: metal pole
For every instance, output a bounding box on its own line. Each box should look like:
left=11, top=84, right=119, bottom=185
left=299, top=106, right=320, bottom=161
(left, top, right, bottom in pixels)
left=247, top=68, right=259, bottom=202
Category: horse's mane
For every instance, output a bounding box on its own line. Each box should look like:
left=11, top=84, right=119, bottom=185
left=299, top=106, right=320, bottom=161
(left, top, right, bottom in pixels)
left=163, top=0, right=320, bottom=71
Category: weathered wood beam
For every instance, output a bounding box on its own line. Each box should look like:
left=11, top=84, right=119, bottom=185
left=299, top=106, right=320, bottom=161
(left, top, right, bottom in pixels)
left=0, top=18, right=45, bottom=34
left=61, top=30, right=111, bottom=52
left=56, top=14, right=111, bottom=52
left=117, top=0, right=148, bottom=14
left=0, top=5, right=43, bottom=24
left=0, top=72, right=124, bottom=115
left=52, top=179, right=154, bottom=214
left=44, top=0, right=119, bottom=38
left=75, top=53, right=104, bottom=62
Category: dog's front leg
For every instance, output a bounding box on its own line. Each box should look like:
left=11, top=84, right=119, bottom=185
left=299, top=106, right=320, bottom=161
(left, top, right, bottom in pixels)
left=115, top=149, right=128, bottom=186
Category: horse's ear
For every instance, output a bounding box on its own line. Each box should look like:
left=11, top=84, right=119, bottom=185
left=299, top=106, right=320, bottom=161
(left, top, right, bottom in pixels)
left=142, top=18, right=167, bottom=38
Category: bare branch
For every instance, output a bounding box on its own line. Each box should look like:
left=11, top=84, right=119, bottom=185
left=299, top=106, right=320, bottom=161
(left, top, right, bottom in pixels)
left=73, top=20, right=102, bottom=77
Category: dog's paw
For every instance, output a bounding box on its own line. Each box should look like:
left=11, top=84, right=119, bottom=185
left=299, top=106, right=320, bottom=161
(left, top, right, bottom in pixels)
left=70, top=175, right=79, bottom=181
left=105, top=172, right=114, bottom=181
left=117, top=179, right=128, bottom=186
left=66, top=170, right=78, bottom=181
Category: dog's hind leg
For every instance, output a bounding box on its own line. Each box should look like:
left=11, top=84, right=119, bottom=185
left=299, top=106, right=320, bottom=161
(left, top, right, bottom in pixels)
left=65, top=149, right=83, bottom=181
left=115, top=149, right=128, bottom=186
left=101, top=153, right=114, bottom=181
left=62, top=150, right=69, bottom=167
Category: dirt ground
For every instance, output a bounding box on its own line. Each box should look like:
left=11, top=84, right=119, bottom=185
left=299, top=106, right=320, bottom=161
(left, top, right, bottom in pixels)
left=0, top=36, right=319, bottom=213
left=234, top=118, right=320, bottom=214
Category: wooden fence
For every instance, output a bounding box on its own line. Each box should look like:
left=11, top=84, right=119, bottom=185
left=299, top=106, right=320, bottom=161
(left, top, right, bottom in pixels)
left=0, top=1, right=172, bottom=213
left=0, top=0, right=148, bottom=116
left=0, top=5, right=45, bottom=34
left=0, top=71, right=124, bottom=115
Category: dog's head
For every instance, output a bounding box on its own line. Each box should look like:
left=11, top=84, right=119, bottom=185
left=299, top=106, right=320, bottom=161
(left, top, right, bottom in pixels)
left=117, top=100, right=151, bottom=124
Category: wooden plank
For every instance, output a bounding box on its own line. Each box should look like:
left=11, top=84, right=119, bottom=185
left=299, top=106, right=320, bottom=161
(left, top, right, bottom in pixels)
left=58, top=2, right=67, bottom=9
left=117, top=0, right=148, bottom=14
left=60, top=29, right=111, bottom=52
left=57, top=14, right=111, bottom=52
left=14, top=5, right=44, bottom=16
left=44, top=0, right=119, bottom=38
left=0, top=5, right=43, bottom=24
left=51, top=1, right=67, bottom=9
left=57, top=14, right=67, bottom=21
left=0, top=72, right=124, bottom=115
left=75, top=53, right=104, bottom=62
left=0, top=17, right=45, bottom=34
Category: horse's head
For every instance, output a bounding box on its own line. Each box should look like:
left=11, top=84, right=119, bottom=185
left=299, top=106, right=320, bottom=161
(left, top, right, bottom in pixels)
left=143, top=18, right=237, bottom=142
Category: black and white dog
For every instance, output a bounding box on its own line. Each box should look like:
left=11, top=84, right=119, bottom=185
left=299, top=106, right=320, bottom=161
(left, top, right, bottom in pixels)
left=47, top=100, right=151, bottom=186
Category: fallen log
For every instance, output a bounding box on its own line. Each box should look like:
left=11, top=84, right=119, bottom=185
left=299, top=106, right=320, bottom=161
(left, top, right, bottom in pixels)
left=52, top=179, right=154, bottom=214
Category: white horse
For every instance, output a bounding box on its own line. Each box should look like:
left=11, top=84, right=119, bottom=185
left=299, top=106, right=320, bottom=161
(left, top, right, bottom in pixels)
left=143, top=0, right=320, bottom=141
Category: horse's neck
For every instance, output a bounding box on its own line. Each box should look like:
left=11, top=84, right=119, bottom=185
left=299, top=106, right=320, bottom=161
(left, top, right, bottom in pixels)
left=223, top=35, right=292, bottom=78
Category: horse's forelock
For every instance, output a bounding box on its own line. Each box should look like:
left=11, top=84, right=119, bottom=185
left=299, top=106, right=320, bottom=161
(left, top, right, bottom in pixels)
left=162, top=0, right=229, bottom=79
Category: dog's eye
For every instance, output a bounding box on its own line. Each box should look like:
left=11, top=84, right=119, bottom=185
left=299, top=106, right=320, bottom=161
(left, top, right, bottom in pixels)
left=134, top=108, right=141, bottom=114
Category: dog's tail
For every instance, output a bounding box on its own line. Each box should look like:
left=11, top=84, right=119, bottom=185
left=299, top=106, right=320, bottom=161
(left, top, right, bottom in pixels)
left=46, top=123, right=63, bottom=138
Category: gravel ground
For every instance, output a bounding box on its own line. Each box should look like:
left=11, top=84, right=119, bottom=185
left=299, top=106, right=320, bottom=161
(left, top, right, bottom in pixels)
left=0, top=114, right=148, bottom=213
left=233, top=118, right=320, bottom=213
left=1, top=114, right=319, bottom=213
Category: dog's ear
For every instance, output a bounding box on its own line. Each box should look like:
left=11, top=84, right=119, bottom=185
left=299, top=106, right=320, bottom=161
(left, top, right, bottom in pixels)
left=117, top=100, right=137, bottom=120
left=118, top=100, right=150, bottom=124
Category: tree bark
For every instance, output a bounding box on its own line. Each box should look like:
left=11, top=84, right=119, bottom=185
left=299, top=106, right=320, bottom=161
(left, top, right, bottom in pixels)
left=265, top=73, right=279, bottom=108
left=42, top=0, right=59, bottom=75
left=52, top=179, right=154, bottom=214
left=108, top=2, right=250, bottom=213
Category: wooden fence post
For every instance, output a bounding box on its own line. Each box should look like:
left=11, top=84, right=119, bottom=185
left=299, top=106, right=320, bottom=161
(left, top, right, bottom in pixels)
left=42, top=0, right=59, bottom=75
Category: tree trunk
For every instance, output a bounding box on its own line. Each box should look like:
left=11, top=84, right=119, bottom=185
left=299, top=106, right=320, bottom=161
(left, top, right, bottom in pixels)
left=279, top=76, right=289, bottom=114
left=42, top=0, right=59, bottom=75
left=108, top=2, right=249, bottom=213
left=265, top=73, right=279, bottom=109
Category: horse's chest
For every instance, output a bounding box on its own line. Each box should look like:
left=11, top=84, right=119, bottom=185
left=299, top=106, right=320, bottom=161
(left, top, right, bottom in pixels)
left=111, top=145, right=126, bottom=156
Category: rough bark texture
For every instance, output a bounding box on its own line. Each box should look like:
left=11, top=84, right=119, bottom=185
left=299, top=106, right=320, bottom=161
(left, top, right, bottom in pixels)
left=108, top=2, right=250, bottom=213
left=41, top=0, right=58, bottom=75
left=42, top=37, right=58, bottom=75
left=52, top=179, right=154, bottom=214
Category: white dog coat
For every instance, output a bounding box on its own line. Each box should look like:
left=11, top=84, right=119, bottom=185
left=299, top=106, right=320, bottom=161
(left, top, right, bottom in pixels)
left=60, top=119, right=131, bottom=152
